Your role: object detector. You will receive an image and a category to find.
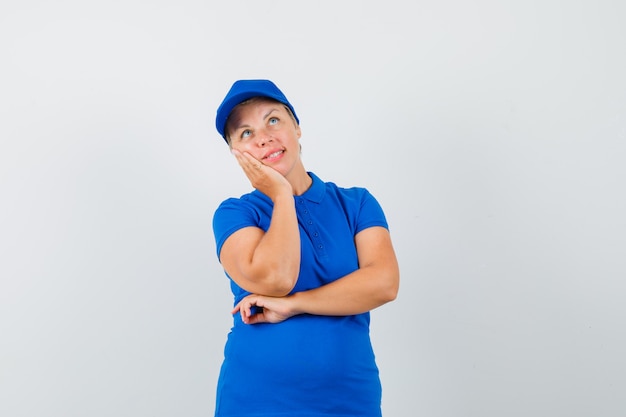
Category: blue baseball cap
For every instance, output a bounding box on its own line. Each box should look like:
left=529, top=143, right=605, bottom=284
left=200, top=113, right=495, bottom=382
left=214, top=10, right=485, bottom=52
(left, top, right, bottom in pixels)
left=215, top=79, right=299, bottom=142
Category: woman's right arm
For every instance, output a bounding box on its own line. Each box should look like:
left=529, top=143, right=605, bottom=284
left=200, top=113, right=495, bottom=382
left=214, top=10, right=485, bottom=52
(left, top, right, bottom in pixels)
left=218, top=151, right=300, bottom=297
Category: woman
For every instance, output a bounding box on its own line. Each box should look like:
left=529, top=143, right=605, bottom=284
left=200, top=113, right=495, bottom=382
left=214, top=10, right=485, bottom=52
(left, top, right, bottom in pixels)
left=212, top=79, right=399, bottom=417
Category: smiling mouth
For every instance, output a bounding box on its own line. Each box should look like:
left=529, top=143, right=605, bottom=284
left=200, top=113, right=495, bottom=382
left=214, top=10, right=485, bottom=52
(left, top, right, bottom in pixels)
left=263, top=150, right=284, bottom=160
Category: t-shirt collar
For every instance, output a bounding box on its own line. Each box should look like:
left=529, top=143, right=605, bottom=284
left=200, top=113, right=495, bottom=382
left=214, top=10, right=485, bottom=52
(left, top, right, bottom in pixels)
left=299, top=172, right=324, bottom=203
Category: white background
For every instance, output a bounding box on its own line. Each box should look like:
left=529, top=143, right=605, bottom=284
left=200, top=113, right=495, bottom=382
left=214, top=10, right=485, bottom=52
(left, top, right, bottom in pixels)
left=1, top=1, right=625, bottom=416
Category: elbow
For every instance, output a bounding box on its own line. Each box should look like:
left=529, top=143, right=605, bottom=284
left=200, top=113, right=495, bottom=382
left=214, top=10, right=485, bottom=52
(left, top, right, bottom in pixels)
left=269, top=275, right=298, bottom=297
left=250, top=254, right=299, bottom=296
left=386, top=284, right=399, bottom=303
left=380, top=270, right=400, bottom=303
left=381, top=283, right=399, bottom=304
left=263, top=266, right=299, bottom=297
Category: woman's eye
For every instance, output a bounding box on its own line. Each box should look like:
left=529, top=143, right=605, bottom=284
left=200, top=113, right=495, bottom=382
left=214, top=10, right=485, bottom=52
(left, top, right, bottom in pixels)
left=241, top=129, right=251, bottom=139
left=268, top=117, right=278, bottom=125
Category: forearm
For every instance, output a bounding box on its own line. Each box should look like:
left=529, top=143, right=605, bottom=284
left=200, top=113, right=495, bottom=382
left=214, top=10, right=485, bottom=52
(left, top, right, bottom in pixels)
left=233, top=228, right=400, bottom=324
left=232, top=265, right=397, bottom=325
left=289, top=226, right=399, bottom=316
left=249, top=193, right=300, bottom=294
left=290, top=264, right=399, bottom=316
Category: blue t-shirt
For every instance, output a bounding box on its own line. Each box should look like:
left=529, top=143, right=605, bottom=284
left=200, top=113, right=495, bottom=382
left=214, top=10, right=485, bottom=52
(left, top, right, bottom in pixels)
left=212, top=172, right=388, bottom=417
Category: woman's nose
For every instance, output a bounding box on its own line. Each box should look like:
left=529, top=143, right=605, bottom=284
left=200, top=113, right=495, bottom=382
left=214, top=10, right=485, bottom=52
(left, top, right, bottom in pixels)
left=257, top=129, right=273, bottom=146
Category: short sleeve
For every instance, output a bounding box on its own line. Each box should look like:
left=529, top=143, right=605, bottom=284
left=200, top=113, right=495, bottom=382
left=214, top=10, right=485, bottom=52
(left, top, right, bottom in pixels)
left=212, top=198, right=260, bottom=259
left=354, top=189, right=389, bottom=234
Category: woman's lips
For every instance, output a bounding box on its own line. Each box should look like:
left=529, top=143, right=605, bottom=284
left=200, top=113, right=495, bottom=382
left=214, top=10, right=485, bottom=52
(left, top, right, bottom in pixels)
left=263, top=149, right=284, bottom=161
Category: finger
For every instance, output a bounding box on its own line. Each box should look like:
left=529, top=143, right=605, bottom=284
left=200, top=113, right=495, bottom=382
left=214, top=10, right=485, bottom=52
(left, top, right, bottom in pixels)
left=232, top=299, right=247, bottom=321
left=230, top=148, right=245, bottom=165
left=241, top=301, right=250, bottom=321
left=246, top=311, right=266, bottom=325
left=240, top=151, right=263, bottom=171
left=234, top=153, right=254, bottom=173
left=240, top=307, right=248, bottom=324
left=231, top=298, right=244, bottom=315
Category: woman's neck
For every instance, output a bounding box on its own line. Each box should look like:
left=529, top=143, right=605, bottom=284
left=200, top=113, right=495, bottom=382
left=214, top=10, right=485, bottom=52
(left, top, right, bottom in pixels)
left=288, top=165, right=313, bottom=196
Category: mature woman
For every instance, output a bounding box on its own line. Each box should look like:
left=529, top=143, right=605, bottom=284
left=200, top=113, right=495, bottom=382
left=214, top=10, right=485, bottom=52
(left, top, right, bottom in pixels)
left=212, top=79, right=399, bottom=417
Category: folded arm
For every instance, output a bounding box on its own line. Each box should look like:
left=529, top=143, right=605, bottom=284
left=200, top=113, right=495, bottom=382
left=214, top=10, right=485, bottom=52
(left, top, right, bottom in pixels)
left=234, top=226, right=399, bottom=324
left=219, top=151, right=300, bottom=297
left=220, top=193, right=300, bottom=297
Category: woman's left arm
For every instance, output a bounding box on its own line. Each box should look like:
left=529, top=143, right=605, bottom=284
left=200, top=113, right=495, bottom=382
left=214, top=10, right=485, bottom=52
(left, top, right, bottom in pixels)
left=234, top=226, right=399, bottom=324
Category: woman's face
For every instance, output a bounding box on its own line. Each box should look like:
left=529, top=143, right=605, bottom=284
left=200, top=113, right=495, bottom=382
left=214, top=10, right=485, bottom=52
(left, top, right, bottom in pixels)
left=226, top=98, right=302, bottom=177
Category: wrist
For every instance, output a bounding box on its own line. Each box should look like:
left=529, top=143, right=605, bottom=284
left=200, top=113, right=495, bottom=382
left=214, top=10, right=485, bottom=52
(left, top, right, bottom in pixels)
left=287, top=292, right=306, bottom=316
left=271, top=191, right=294, bottom=205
